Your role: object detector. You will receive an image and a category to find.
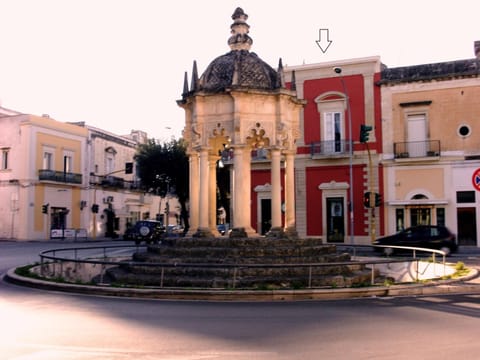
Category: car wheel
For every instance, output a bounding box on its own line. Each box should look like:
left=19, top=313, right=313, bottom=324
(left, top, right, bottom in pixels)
left=383, top=247, right=394, bottom=256
left=440, top=246, right=451, bottom=256
left=139, top=225, right=151, bottom=237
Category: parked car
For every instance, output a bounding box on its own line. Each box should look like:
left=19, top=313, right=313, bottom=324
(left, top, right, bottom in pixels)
left=166, top=224, right=185, bottom=237
left=373, top=225, right=458, bottom=256
left=123, top=220, right=165, bottom=244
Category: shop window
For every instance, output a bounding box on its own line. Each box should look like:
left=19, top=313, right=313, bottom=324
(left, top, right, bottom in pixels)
left=395, top=209, right=404, bottom=232
left=456, top=191, right=475, bottom=203
left=436, top=208, right=445, bottom=227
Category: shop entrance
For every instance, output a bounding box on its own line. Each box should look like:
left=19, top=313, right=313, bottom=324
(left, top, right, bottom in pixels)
left=457, top=207, right=477, bottom=245
left=326, top=197, right=344, bottom=243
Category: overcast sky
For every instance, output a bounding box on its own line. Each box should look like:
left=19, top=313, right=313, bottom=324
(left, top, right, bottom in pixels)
left=1, top=0, right=478, bottom=140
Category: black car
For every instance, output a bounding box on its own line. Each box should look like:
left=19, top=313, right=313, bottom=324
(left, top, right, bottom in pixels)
left=123, top=220, right=165, bottom=244
left=373, top=225, right=458, bottom=256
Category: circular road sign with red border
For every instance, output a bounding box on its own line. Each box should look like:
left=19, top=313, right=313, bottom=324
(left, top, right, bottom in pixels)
left=472, top=168, right=480, bottom=191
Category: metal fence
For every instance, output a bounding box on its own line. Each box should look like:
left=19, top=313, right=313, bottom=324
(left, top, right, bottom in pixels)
left=37, top=244, right=449, bottom=289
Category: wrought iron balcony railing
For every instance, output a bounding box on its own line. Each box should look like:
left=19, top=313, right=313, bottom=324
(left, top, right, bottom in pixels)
left=394, top=140, right=440, bottom=159
left=310, top=140, right=351, bottom=158
left=38, top=169, right=82, bottom=184
left=220, top=148, right=271, bottom=164
left=89, top=174, right=139, bottom=190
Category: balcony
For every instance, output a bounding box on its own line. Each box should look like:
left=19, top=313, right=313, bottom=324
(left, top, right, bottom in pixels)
left=220, top=148, right=271, bottom=164
left=310, top=140, right=351, bottom=159
left=394, top=140, right=440, bottom=159
left=38, top=169, right=82, bottom=184
left=89, top=174, right=138, bottom=190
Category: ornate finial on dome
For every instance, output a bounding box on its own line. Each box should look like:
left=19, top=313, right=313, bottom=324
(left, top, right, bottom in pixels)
left=277, top=58, right=285, bottom=88
left=190, top=60, right=199, bottom=92
left=228, top=7, right=253, bottom=51
left=290, top=70, right=297, bottom=91
left=182, top=71, right=189, bottom=98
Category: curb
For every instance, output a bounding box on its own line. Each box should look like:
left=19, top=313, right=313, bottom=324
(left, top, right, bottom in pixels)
left=4, top=267, right=480, bottom=301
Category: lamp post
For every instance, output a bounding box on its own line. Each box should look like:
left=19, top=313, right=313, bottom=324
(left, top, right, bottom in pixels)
left=334, top=67, right=354, bottom=244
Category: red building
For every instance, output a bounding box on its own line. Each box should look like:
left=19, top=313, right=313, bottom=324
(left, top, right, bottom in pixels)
left=251, top=57, right=384, bottom=244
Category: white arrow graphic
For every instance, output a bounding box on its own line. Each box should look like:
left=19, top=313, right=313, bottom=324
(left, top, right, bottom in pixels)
left=315, top=29, right=333, bottom=53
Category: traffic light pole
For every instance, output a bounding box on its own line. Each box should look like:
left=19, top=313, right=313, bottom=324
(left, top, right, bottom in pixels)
left=366, top=142, right=376, bottom=243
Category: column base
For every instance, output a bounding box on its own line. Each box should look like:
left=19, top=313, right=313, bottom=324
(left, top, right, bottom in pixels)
left=265, top=226, right=299, bottom=239
left=229, top=227, right=259, bottom=238
left=265, top=227, right=285, bottom=239
left=192, top=227, right=215, bottom=238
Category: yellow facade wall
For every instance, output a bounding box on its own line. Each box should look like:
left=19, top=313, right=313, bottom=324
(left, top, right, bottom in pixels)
left=71, top=188, right=81, bottom=228
left=34, top=184, right=46, bottom=232
left=395, top=168, right=444, bottom=200
left=391, top=85, right=480, bottom=153
left=36, top=132, right=82, bottom=172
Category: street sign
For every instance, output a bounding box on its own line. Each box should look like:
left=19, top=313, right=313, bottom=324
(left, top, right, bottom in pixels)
left=472, top=168, right=480, bottom=191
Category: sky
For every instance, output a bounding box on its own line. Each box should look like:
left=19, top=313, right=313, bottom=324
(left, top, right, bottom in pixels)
left=1, top=0, right=479, bottom=141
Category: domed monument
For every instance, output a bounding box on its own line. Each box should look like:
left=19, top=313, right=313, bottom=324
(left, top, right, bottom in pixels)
left=178, top=7, right=305, bottom=238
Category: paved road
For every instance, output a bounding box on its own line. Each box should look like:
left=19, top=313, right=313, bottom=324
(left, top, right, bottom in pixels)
left=1, top=241, right=480, bottom=359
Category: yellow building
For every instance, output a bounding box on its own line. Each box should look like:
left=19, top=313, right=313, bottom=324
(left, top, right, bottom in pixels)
left=379, top=41, right=480, bottom=246
left=0, top=109, right=87, bottom=240
left=0, top=107, right=165, bottom=240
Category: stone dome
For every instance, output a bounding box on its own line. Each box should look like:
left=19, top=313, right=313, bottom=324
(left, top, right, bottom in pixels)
left=197, top=8, right=281, bottom=93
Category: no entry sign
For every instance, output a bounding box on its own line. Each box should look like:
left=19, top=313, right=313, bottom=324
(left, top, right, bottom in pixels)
left=472, top=168, right=480, bottom=191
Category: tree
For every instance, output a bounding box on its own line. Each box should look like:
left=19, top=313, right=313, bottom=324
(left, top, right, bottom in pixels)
left=135, top=138, right=189, bottom=232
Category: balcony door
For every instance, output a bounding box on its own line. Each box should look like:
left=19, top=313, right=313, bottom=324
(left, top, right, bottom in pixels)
left=407, top=114, right=427, bottom=157
left=324, top=112, right=343, bottom=154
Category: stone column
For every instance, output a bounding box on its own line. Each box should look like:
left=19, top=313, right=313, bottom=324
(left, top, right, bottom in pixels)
left=187, top=151, right=199, bottom=236
left=195, top=147, right=213, bottom=237
left=284, top=151, right=297, bottom=237
left=209, top=155, right=220, bottom=235
left=269, top=147, right=282, bottom=235
left=231, top=146, right=256, bottom=237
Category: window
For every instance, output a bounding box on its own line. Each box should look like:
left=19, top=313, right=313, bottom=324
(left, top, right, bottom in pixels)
left=395, top=208, right=404, bottom=232
left=457, top=191, right=475, bottom=203
left=436, top=208, right=445, bottom=226
left=105, top=146, right=117, bottom=174
left=63, top=155, right=73, bottom=173
left=43, top=152, right=53, bottom=170
left=1, top=148, right=9, bottom=170
left=315, top=92, right=347, bottom=154
left=323, top=112, right=343, bottom=153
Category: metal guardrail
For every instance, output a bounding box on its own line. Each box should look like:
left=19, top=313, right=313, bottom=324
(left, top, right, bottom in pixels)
left=37, top=244, right=450, bottom=289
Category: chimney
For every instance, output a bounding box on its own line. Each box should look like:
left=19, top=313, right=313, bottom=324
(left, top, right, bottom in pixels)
left=475, top=41, right=480, bottom=59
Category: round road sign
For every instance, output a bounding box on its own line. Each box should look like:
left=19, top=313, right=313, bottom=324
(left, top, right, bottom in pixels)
left=472, top=168, right=480, bottom=191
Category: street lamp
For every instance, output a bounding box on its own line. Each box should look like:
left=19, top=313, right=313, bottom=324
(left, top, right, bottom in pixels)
left=334, top=67, right=354, bottom=244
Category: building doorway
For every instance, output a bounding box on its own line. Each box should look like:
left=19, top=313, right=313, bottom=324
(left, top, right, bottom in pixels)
left=410, top=207, right=431, bottom=226
left=260, top=198, right=271, bottom=235
left=326, top=197, right=344, bottom=242
left=457, top=207, right=477, bottom=245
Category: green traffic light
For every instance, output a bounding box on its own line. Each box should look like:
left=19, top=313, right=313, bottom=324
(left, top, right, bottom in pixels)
left=360, top=124, right=373, bottom=143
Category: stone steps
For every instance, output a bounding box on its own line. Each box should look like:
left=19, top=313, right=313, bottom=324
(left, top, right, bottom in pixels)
left=107, top=267, right=374, bottom=289
left=106, top=236, right=377, bottom=289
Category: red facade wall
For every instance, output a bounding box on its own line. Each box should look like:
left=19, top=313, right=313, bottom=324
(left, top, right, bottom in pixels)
left=302, top=75, right=365, bottom=146
left=305, top=164, right=366, bottom=236
left=250, top=169, right=285, bottom=232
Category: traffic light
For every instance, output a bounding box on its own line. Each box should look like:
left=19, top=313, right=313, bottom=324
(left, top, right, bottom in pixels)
left=375, top=192, right=382, bottom=207
left=41, top=203, right=49, bottom=214
left=360, top=124, right=373, bottom=143
left=363, top=192, right=372, bottom=208
left=91, top=204, right=99, bottom=213
left=125, top=162, right=133, bottom=174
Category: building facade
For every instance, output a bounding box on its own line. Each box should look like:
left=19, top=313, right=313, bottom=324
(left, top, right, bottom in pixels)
left=0, top=109, right=87, bottom=240
left=0, top=107, right=169, bottom=241
left=379, top=42, right=480, bottom=247
left=281, top=57, right=384, bottom=244
left=179, top=8, right=384, bottom=244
